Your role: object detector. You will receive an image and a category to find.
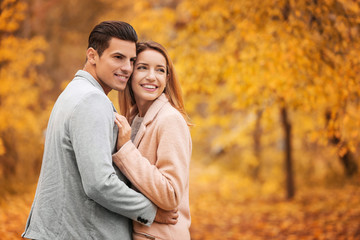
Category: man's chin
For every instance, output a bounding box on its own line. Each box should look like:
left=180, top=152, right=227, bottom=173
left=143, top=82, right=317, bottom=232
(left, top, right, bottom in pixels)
left=114, top=84, right=127, bottom=92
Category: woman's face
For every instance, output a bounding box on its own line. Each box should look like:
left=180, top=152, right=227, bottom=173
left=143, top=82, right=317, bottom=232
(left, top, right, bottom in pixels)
left=131, top=49, right=167, bottom=106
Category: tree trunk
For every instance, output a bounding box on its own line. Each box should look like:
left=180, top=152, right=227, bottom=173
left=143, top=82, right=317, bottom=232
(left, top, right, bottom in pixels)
left=0, top=131, right=18, bottom=179
left=280, top=107, right=295, bottom=200
left=325, top=111, right=358, bottom=177
left=252, top=109, right=263, bottom=180
left=340, top=149, right=358, bottom=177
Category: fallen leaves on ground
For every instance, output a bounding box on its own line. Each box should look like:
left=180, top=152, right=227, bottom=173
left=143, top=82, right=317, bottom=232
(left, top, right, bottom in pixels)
left=0, top=164, right=359, bottom=240
left=189, top=162, right=360, bottom=240
left=0, top=185, right=36, bottom=240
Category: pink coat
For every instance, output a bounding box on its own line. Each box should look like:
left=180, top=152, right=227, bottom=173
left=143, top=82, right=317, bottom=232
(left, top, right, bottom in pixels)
left=113, top=94, right=192, bottom=240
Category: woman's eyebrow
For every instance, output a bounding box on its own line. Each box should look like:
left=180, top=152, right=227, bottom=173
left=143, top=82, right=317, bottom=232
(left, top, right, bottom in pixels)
left=136, top=62, right=149, bottom=65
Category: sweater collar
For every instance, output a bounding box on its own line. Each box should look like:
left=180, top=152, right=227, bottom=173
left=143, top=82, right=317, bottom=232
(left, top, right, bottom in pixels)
left=132, top=93, right=168, bottom=146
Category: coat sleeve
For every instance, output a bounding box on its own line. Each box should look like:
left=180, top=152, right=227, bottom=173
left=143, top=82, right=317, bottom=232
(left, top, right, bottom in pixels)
left=69, top=91, right=156, bottom=225
left=113, top=112, right=192, bottom=210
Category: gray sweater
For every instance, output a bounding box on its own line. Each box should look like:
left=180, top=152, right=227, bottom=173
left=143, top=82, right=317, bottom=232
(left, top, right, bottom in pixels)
left=22, top=70, right=156, bottom=240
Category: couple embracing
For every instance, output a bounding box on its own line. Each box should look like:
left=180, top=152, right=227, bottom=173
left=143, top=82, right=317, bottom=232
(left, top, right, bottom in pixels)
left=22, top=21, right=191, bottom=240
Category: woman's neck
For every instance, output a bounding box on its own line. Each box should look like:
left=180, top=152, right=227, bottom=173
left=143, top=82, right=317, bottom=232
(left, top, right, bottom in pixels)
left=136, top=99, right=154, bottom=117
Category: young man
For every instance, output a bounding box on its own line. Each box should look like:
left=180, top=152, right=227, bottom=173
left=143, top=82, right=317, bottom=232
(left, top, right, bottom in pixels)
left=22, top=21, right=177, bottom=240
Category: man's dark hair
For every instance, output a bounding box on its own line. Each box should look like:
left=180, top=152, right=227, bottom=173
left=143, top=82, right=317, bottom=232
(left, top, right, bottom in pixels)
left=88, top=21, right=138, bottom=57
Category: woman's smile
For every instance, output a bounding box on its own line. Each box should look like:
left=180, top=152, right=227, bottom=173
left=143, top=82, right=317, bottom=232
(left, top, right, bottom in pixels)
left=141, top=84, right=158, bottom=91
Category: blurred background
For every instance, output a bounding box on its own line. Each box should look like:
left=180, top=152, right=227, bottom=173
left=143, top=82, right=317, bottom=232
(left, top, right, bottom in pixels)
left=1, top=0, right=359, bottom=239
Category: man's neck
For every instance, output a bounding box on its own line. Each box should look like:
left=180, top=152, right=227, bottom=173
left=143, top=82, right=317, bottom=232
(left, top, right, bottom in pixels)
left=83, top=63, right=110, bottom=95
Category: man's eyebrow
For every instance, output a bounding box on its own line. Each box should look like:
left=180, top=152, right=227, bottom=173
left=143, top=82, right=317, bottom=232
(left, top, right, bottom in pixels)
left=112, top=52, right=136, bottom=62
left=113, top=52, right=125, bottom=57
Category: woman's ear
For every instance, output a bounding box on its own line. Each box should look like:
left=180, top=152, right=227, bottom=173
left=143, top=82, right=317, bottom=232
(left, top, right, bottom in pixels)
left=86, top=47, right=98, bottom=65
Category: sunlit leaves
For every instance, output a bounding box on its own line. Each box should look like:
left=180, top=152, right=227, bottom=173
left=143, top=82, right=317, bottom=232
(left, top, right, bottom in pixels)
left=0, top=1, right=48, bottom=178
left=117, top=0, right=360, bottom=164
left=0, top=34, right=47, bottom=148
left=0, top=0, right=27, bottom=32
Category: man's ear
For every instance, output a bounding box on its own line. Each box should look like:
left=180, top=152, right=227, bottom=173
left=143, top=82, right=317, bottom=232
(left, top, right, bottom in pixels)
left=86, top=47, right=98, bottom=65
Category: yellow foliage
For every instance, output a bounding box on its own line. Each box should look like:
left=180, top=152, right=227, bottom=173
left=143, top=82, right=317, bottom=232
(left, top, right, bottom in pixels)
left=0, top=138, right=5, bottom=156
left=113, top=0, right=360, bottom=160
left=0, top=0, right=50, bottom=181
left=0, top=36, right=48, bottom=132
left=101, top=1, right=360, bottom=163
left=0, top=2, right=359, bottom=238
left=0, top=0, right=27, bottom=32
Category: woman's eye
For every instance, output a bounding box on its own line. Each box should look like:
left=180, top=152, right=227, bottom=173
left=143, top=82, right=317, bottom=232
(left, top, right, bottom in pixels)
left=157, top=68, right=166, bottom=73
left=137, top=66, right=146, bottom=70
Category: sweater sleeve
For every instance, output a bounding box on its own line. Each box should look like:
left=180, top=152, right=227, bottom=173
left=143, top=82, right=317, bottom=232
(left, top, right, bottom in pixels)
left=69, top=91, right=156, bottom=225
left=113, top=112, right=192, bottom=210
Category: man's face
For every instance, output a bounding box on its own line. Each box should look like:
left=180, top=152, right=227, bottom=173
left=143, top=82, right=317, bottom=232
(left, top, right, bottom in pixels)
left=93, top=38, right=136, bottom=94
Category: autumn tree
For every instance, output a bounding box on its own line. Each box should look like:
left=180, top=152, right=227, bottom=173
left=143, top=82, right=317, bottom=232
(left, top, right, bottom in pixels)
left=119, top=0, right=359, bottom=196
left=0, top=0, right=48, bottom=183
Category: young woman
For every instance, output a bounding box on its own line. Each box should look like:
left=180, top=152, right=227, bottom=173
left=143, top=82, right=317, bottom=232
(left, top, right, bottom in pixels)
left=113, top=41, right=192, bottom=240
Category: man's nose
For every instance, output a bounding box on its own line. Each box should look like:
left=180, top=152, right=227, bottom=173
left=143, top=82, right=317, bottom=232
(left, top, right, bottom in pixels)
left=121, top=60, right=132, bottom=73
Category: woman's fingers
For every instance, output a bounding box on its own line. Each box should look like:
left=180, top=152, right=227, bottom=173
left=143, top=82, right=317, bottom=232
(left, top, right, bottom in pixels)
left=154, top=208, right=179, bottom=225
left=173, top=211, right=179, bottom=219
left=114, top=113, right=131, bottom=150
left=114, top=118, right=121, bottom=128
left=115, top=113, right=130, bottom=128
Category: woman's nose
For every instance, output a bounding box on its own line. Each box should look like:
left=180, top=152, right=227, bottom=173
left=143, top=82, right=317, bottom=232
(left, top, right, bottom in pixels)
left=146, top=70, right=156, bottom=80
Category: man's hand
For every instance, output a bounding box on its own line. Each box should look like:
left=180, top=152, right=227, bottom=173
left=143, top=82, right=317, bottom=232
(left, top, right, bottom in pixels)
left=154, top=208, right=178, bottom=225
left=114, top=113, right=131, bottom=150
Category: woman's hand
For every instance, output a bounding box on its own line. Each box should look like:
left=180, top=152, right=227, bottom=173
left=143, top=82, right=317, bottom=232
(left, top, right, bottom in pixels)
left=114, top=113, right=131, bottom=151
left=154, top=208, right=178, bottom=225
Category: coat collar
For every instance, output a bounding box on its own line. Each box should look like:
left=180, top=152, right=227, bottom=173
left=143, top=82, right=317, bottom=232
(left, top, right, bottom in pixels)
left=142, top=93, right=168, bottom=126
left=132, top=93, right=168, bottom=146
left=74, top=70, right=117, bottom=112
left=75, top=70, right=105, bottom=94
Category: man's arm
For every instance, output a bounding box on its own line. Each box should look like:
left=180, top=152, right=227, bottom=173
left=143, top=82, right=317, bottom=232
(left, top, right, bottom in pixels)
left=69, top=91, right=156, bottom=226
